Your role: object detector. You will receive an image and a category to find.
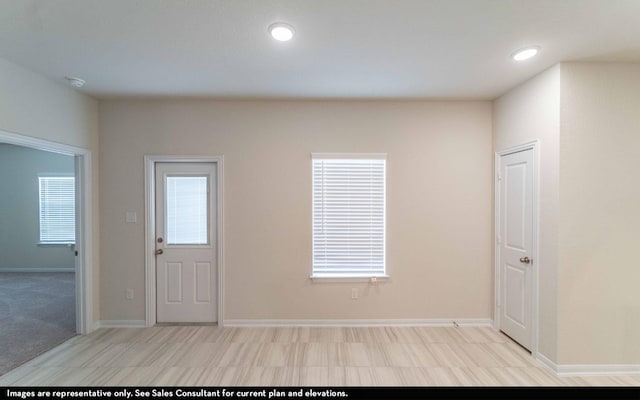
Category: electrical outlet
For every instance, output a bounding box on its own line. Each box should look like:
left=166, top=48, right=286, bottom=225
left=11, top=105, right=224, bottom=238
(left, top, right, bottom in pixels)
left=351, top=288, right=358, bottom=300
left=126, top=288, right=134, bottom=300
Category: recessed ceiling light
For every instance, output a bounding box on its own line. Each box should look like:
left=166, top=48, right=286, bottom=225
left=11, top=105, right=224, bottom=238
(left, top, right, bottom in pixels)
left=269, top=23, right=294, bottom=42
left=65, top=76, right=86, bottom=88
left=511, top=46, right=540, bottom=61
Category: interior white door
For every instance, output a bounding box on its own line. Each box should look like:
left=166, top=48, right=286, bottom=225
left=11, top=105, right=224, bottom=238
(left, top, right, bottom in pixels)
left=155, top=162, right=217, bottom=323
left=498, top=149, right=534, bottom=350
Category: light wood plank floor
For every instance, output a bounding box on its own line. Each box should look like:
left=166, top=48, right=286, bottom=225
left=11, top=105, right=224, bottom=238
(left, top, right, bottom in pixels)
left=1, top=326, right=638, bottom=386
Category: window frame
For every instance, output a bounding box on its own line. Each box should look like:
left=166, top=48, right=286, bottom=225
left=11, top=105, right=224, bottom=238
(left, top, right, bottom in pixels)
left=38, top=175, right=76, bottom=245
left=164, top=174, right=210, bottom=246
left=310, top=153, right=388, bottom=281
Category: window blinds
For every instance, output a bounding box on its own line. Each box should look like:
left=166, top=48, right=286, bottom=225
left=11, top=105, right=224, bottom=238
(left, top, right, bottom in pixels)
left=312, top=156, right=386, bottom=277
left=39, top=176, right=76, bottom=243
left=166, top=176, right=208, bottom=245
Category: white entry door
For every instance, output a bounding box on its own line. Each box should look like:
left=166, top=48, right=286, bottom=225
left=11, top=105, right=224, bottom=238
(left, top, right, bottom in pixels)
left=498, top=149, right=534, bottom=350
left=155, top=162, right=217, bottom=323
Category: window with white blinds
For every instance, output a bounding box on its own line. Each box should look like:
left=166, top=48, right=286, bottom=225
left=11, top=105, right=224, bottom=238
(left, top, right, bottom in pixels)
left=312, top=154, right=386, bottom=278
left=166, top=176, right=209, bottom=245
left=38, top=176, right=76, bottom=244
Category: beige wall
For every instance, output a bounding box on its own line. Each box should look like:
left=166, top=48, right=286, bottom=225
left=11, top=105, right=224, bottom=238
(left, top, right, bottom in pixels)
left=0, top=57, right=100, bottom=321
left=493, top=65, right=561, bottom=361
left=98, top=100, right=493, bottom=321
left=558, top=63, right=640, bottom=364
left=0, top=144, right=75, bottom=270
left=0, top=58, right=97, bottom=150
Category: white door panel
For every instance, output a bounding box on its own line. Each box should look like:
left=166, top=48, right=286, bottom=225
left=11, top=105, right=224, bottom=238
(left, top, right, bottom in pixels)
left=164, top=262, right=183, bottom=303
left=505, top=264, right=526, bottom=326
left=499, top=149, right=533, bottom=350
left=195, top=262, right=213, bottom=303
left=155, top=162, right=217, bottom=323
left=505, top=163, right=527, bottom=251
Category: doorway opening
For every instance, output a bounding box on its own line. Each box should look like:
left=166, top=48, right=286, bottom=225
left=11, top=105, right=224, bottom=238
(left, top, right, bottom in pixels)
left=0, top=130, right=93, bottom=374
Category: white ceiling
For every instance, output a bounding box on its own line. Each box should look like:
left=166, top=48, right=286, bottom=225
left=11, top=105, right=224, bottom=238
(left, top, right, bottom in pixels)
left=1, top=0, right=639, bottom=100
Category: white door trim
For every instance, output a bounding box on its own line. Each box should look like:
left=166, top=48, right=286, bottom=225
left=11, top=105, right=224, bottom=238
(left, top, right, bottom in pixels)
left=494, top=140, right=540, bottom=357
left=0, top=129, right=94, bottom=334
left=144, top=155, right=224, bottom=327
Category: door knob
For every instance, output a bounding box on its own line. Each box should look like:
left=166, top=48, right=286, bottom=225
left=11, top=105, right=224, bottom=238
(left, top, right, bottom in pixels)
left=519, top=256, right=530, bottom=264
left=155, top=249, right=164, bottom=255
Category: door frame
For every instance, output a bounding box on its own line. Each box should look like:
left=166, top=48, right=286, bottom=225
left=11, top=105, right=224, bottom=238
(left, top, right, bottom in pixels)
left=0, top=129, right=94, bottom=334
left=494, top=140, right=540, bottom=356
left=144, top=155, right=224, bottom=327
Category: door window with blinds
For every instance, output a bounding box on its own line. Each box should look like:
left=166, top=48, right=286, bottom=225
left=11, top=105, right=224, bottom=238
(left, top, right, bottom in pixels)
left=165, top=176, right=209, bottom=245
left=38, top=176, right=75, bottom=244
left=312, top=154, right=386, bottom=278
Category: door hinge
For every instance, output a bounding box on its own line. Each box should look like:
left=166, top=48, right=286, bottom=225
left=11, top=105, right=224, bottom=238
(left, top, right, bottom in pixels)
left=75, top=251, right=78, bottom=256
left=497, top=173, right=502, bottom=181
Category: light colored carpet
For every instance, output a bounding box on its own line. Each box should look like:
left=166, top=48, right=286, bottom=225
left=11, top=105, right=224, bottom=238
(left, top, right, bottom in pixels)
left=0, top=272, right=76, bottom=376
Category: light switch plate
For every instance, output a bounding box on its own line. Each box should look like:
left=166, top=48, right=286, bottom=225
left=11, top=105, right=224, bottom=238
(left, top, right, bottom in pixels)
left=126, top=212, right=137, bottom=223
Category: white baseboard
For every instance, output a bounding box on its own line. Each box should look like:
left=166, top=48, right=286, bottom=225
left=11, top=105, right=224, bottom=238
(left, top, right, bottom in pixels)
left=94, top=320, right=146, bottom=329
left=557, top=364, right=640, bottom=376
left=0, top=267, right=75, bottom=272
left=536, top=352, right=558, bottom=374
left=223, top=318, right=493, bottom=328
left=536, top=353, right=640, bottom=376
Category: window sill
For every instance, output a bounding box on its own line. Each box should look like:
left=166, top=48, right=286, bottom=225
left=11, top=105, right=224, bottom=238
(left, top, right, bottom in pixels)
left=310, top=274, right=389, bottom=283
left=38, top=242, right=75, bottom=247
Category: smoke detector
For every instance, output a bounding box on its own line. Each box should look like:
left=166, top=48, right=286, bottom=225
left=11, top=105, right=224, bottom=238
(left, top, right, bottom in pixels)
left=65, top=76, right=86, bottom=88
